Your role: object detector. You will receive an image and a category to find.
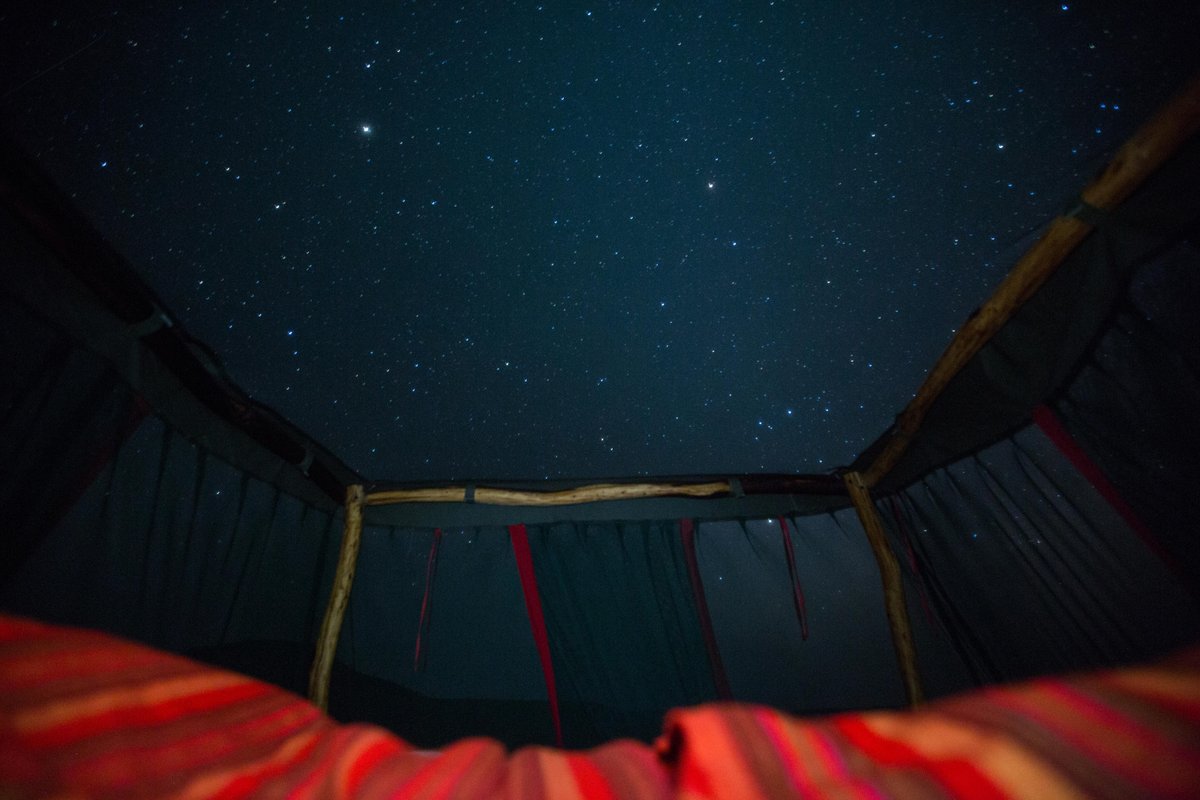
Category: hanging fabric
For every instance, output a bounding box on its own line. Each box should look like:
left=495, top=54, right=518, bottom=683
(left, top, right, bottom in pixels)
left=412, top=528, right=442, bottom=672
left=1032, top=404, right=1184, bottom=585
left=885, top=498, right=937, bottom=629
left=777, top=518, right=810, bottom=640
left=680, top=518, right=733, bottom=700
left=507, top=524, right=564, bottom=746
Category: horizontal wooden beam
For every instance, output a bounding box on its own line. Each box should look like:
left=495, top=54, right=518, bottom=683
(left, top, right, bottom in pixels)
left=365, top=480, right=733, bottom=507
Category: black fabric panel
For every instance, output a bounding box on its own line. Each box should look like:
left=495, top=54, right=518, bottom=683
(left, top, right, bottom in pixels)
left=2, top=416, right=337, bottom=655
left=332, top=525, right=435, bottom=684
left=525, top=520, right=716, bottom=746
left=698, top=513, right=919, bottom=713
left=1056, top=241, right=1200, bottom=598
left=0, top=198, right=356, bottom=514
left=0, top=293, right=146, bottom=584
left=884, top=425, right=1199, bottom=685
left=334, top=527, right=546, bottom=734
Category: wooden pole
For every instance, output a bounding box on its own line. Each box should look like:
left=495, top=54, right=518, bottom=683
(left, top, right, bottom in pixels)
left=843, top=470, right=924, bottom=708
left=365, top=480, right=732, bottom=507
left=864, top=72, right=1200, bottom=488
left=308, top=483, right=366, bottom=712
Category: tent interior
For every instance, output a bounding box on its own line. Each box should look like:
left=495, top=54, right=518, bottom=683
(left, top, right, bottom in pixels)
left=2, top=68, right=1200, bottom=788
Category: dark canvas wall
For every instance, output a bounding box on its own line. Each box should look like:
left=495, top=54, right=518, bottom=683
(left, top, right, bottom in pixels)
left=3, top=414, right=340, bottom=654
left=1055, top=242, right=1200, bottom=594
left=883, top=426, right=1199, bottom=688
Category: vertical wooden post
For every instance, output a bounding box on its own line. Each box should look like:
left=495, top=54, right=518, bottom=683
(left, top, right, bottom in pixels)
left=308, top=483, right=365, bottom=712
left=843, top=471, right=924, bottom=708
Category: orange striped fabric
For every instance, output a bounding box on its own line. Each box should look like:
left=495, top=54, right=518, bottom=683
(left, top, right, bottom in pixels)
left=2, top=614, right=1198, bottom=799
left=658, top=649, right=1200, bottom=800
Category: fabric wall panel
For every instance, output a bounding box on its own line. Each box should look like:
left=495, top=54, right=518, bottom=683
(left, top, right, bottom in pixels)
left=524, top=520, right=715, bottom=746
left=887, top=425, right=1199, bottom=686
left=697, top=513, right=908, bottom=713
left=3, top=412, right=337, bottom=656
left=334, top=524, right=432, bottom=683
left=327, top=527, right=545, bottom=705
left=1056, top=243, right=1200, bottom=595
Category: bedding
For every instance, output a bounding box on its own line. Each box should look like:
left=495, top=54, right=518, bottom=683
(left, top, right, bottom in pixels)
left=2, top=613, right=1198, bottom=798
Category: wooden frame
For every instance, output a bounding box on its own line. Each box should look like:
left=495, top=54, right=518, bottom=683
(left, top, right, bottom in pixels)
left=844, top=471, right=924, bottom=707
left=365, top=481, right=731, bottom=507
left=305, top=73, right=1199, bottom=719
left=308, top=484, right=366, bottom=711
left=863, top=73, right=1200, bottom=488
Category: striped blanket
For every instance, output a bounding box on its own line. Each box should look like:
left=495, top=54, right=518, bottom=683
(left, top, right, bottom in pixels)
left=2, top=614, right=1198, bottom=798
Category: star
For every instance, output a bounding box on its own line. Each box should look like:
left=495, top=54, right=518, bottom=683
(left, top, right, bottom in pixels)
left=360, top=124, right=373, bottom=135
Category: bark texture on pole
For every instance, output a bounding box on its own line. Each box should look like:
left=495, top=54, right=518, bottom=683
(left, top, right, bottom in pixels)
left=308, top=483, right=366, bottom=712
left=843, top=471, right=924, bottom=708
left=366, top=480, right=731, bottom=507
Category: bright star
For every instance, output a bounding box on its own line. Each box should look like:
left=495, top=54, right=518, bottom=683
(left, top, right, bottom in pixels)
left=360, top=124, right=372, bottom=135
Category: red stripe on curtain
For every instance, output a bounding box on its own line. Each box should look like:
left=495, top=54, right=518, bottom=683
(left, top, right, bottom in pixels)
left=777, top=518, right=809, bottom=641
left=1032, top=404, right=1183, bottom=580
left=885, top=497, right=936, bottom=630
left=507, top=524, right=564, bottom=746
left=413, top=528, right=442, bottom=672
left=680, top=519, right=733, bottom=700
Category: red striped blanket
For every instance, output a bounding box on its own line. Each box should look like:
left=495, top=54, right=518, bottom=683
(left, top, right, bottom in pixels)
left=2, top=613, right=1198, bottom=798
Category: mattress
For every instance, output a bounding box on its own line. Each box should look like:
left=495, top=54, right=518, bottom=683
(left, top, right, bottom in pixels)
left=2, top=613, right=1198, bottom=798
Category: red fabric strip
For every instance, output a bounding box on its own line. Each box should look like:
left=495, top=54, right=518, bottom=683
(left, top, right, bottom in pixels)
left=1, top=643, right=167, bottom=690
left=995, top=683, right=1198, bottom=796
left=344, top=736, right=403, bottom=797
left=777, top=519, right=809, bottom=641
left=886, top=496, right=936, bottom=629
left=835, top=717, right=1008, bottom=800
left=1032, top=404, right=1183, bottom=580
left=413, top=528, right=443, bottom=672
left=377, top=740, right=475, bottom=800
left=210, top=731, right=323, bottom=799
left=26, top=680, right=273, bottom=750
left=751, top=707, right=809, bottom=794
left=281, top=726, right=357, bottom=798
left=507, top=524, right=564, bottom=747
left=680, top=519, right=733, bottom=701
left=567, top=753, right=619, bottom=800
left=97, top=699, right=319, bottom=784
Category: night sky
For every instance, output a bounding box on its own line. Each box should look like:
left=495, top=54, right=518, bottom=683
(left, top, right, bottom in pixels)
left=3, top=3, right=1196, bottom=482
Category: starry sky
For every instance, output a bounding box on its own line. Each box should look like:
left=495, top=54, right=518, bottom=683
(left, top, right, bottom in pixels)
left=2, top=2, right=1196, bottom=482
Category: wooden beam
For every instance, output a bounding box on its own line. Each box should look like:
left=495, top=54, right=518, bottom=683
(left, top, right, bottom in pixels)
left=843, top=471, right=924, bottom=708
left=365, top=480, right=732, bottom=507
left=864, top=72, right=1200, bottom=488
left=308, top=483, right=366, bottom=712
left=366, top=486, right=468, bottom=504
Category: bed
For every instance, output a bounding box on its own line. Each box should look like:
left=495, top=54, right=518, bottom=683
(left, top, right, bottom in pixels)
left=2, top=613, right=1198, bottom=798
